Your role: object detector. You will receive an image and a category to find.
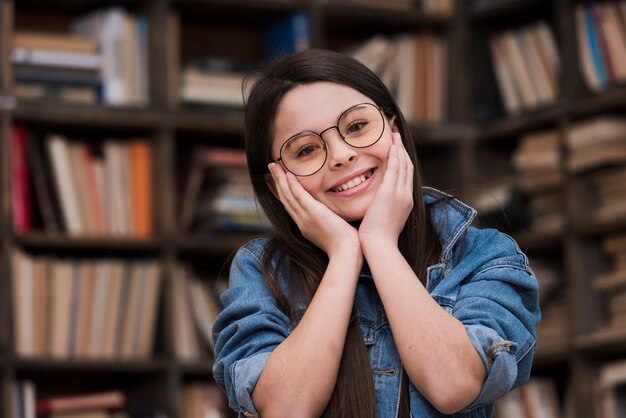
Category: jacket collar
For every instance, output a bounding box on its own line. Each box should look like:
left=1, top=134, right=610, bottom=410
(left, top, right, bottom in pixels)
left=422, top=187, right=477, bottom=262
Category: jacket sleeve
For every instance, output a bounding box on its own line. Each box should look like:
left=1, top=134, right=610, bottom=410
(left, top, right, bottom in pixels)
left=212, top=244, right=291, bottom=417
left=452, top=230, right=541, bottom=410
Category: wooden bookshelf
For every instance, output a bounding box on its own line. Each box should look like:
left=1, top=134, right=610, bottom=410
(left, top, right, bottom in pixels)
left=3, top=0, right=626, bottom=417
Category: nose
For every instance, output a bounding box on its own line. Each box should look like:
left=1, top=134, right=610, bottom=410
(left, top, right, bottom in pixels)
left=323, top=129, right=358, bottom=169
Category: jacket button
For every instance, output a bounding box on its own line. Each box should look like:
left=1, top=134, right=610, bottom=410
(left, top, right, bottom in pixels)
left=444, top=268, right=452, bottom=276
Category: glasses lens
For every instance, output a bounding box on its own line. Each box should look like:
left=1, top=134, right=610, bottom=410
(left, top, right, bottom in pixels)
left=338, top=103, right=384, bottom=148
left=280, top=132, right=326, bottom=176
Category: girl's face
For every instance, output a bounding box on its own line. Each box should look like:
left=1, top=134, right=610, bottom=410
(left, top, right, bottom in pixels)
left=271, top=82, right=396, bottom=221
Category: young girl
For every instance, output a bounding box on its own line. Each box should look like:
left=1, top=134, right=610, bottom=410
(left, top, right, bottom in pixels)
left=212, top=49, right=540, bottom=418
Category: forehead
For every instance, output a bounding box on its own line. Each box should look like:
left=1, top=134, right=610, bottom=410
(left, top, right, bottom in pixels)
left=274, top=82, right=373, bottom=139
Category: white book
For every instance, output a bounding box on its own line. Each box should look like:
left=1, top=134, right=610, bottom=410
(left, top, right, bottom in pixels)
left=489, top=36, right=522, bottom=114
left=47, top=135, right=83, bottom=235
left=72, top=7, right=129, bottom=105
left=517, top=29, right=554, bottom=104
left=500, top=30, right=541, bottom=109
left=50, top=260, right=73, bottom=359
left=88, top=260, right=110, bottom=358
left=11, top=250, right=34, bottom=357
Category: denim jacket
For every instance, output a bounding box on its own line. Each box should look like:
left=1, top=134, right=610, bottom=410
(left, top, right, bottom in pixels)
left=212, top=187, right=541, bottom=418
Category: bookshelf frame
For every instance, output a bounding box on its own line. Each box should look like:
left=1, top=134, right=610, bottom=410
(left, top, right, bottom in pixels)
left=2, top=0, right=626, bottom=416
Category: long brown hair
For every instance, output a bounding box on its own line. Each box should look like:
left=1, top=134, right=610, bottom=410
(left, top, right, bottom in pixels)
left=244, top=49, right=441, bottom=417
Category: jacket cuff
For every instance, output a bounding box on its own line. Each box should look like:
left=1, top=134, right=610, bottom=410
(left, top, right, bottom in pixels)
left=230, top=351, right=272, bottom=417
left=464, top=324, right=519, bottom=409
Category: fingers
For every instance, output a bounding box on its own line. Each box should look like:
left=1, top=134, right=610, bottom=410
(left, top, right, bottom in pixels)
left=268, top=163, right=300, bottom=218
left=268, top=163, right=314, bottom=221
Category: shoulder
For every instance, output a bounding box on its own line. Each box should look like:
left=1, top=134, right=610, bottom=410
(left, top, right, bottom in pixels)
left=463, top=227, right=529, bottom=268
left=228, top=237, right=273, bottom=289
left=456, top=227, right=535, bottom=287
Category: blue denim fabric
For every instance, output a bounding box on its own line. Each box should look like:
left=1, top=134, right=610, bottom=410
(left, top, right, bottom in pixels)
left=212, top=187, right=541, bottom=418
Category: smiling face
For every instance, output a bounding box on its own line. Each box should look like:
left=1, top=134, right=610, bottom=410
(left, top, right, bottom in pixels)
left=272, top=82, right=396, bottom=221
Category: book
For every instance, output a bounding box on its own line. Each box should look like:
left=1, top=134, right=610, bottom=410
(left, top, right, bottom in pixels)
left=264, top=11, right=311, bottom=61
left=490, top=35, right=521, bottom=114
left=129, top=139, right=153, bottom=237
left=37, top=391, right=124, bottom=414
left=26, top=131, right=63, bottom=232
left=10, top=124, right=32, bottom=232
left=47, top=134, right=83, bottom=235
left=12, top=48, right=102, bottom=70
left=567, top=116, right=626, bottom=150
left=13, top=31, right=97, bottom=53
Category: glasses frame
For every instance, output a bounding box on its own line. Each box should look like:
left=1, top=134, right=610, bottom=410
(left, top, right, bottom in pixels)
left=274, top=102, right=387, bottom=177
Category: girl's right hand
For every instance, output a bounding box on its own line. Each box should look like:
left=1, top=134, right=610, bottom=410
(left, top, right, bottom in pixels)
left=268, top=162, right=361, bottom=258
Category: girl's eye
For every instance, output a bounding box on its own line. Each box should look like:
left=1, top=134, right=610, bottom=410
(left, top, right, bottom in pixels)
left=297, top=144, right=319, bottom=158
left=345, top=120, right=367, bottom=135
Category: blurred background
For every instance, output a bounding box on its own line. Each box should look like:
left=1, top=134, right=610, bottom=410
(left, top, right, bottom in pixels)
left=1, top=0, right=624, bottom=417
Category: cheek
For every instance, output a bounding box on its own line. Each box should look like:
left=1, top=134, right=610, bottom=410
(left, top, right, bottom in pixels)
left=296, top=177, right=324, bottom=197
left=370, top=134, right=393, bottom=160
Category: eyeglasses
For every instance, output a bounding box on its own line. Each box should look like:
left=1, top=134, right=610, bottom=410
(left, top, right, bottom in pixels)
left=274, top=102, right=386, bottom=177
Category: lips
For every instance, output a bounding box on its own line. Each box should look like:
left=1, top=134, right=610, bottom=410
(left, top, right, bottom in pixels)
left=329, top=168, right=376, bottom=193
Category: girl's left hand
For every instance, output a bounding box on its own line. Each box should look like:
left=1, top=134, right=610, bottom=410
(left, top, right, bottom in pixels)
left=359, top=132, right=414, bottom=247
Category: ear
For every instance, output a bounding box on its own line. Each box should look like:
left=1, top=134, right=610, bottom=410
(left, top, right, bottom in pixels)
left=265, top=172, right=280, bottom=200
left=389, top=115, right=399, bottom=133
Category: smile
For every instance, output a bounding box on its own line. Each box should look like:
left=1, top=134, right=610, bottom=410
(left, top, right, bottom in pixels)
left=331, top=169, right=375, bottom=192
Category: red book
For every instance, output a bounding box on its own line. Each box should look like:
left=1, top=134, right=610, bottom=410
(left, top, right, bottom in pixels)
left=10, top=124, right=32, bottom=232
left=36, top=390, right=125, bottom=414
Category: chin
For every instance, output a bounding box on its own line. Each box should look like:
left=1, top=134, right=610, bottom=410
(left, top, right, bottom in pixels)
left=338, top=209, right=367, bottom=222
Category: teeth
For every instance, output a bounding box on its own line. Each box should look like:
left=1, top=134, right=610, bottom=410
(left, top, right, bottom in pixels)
left=334, top=172, right=370, bottom=192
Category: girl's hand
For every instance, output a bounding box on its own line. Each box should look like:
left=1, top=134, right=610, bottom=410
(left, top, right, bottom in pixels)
left=268, top=163, right=361, bottom=258
left=359, top=132, right=414, bottom=247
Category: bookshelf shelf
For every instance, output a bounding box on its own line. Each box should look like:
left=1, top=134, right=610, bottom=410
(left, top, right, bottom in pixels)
left=12, top=102, right=163, bottom=129
left=474, top=104, right=566, bottom=142
left=573, top=217, right=626, bottom=239
left=12, top=358, right=171, bottom=374
left=569, top=86, right=626, bottom=119
left=323, top=4, right=451, bottom=30
left=168, top=109, right=245, bottom=134
left=470, top=0, right=548, bottom=23
left=575, top=328, right=626, bottom=359
left=410, top=123, right=474, bottom=145
left=13, top=233, right=163, bottom=253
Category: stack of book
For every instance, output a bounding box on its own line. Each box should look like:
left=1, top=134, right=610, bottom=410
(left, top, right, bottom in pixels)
left=575, top=2, right=626, bottom=93
left=9, top=385, right=130, bottom=418
left=179, top=57, right=257, bottom=108
left=588, top=166, right=626, bottom=225
left=178, top=147, right=270, bottom=234
left=489, top=21, right=561, bottom=115
left=566, top=116, right=626, bottom=174
left=168, top=265, right=225, bottom=361
left=12, top=31, right=102, bottom=105
left=348, top=32, right=448, bottom=124
left=10, top=125, right=154, bottom=237
left=512, top=129, right=564, bottom=236
left=592, top=233, right=626, bottom=330
left=11, top=250, right=162, bottom=360
left=71, top=7, right=149, bottom=107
